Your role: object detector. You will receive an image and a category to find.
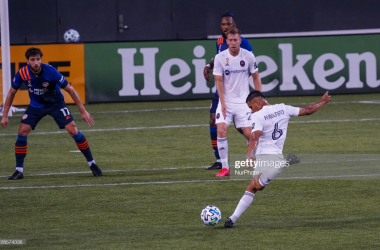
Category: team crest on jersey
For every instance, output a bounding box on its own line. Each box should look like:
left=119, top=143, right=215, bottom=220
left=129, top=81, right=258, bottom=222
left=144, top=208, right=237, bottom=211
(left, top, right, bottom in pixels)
left=216, top=113, right=220, bottom=119
left=43, top=82, right=49, bottom=88
left=28, top=80, right=31, bottom=85
left=22, top=114, right=28, bottom=120
left=225, top=58, right=229, bottom=66
left=240, top=60, right=245, bottom=67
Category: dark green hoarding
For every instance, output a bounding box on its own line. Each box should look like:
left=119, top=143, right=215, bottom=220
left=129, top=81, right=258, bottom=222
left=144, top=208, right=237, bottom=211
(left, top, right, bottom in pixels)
left=85, top=34, right=380, bottom=103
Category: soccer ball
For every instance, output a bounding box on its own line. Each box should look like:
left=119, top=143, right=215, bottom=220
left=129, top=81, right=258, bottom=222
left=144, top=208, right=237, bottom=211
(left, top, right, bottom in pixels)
left=200, top=205, right=221, bottom=226
left=64, top=29, right=80, bottom=43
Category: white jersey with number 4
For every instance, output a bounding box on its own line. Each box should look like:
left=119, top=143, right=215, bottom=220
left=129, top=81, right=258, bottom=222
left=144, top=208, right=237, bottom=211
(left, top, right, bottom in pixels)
left=251, top=104, right=300, bottom=154
left=213, top=48, right=258, bottom=104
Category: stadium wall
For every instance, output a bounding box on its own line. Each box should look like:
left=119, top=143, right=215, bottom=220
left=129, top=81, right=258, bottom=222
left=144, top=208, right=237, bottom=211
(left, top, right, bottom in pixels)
left=7, top=0, right=380, bottom=44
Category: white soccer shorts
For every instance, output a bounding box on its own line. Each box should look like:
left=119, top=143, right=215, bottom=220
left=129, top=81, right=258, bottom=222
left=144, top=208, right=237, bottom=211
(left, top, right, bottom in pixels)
left=215, top=100, right=252, bottom=128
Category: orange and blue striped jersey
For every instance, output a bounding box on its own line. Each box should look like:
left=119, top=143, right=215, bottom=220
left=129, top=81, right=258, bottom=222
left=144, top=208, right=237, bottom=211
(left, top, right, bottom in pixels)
left=12, top=63, right=69, bottom=108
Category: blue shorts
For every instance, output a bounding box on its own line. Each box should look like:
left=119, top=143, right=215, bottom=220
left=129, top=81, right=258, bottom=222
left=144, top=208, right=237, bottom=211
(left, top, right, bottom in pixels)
left=21, top=102, right=74, bottom=130
left=210, top=92, right=219, bottom=114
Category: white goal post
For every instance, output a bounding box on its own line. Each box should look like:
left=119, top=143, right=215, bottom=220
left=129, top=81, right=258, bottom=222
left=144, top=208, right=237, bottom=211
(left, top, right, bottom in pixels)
left=0, top=0, right=12, bottom=116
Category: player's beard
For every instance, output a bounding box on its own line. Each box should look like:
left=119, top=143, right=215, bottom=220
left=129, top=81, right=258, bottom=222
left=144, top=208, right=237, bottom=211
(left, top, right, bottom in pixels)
left=30, top=65, right=41, bottom=75
left=221, top=29, right=227, bottom=39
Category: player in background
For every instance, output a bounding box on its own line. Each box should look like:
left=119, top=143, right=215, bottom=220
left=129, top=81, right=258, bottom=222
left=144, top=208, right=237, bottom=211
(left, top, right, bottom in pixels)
left=213, top=27, right=262, bottom=177
left=1, top=47, right=102, bottom=180
left=224, top=91, right=331, bottom=228
left=204, top=11, right=255, bottom=170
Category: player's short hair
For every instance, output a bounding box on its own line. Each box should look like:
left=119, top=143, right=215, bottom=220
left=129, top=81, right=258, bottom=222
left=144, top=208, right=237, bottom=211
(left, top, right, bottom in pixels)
left=25, top=47, right=43, bottom=59
left=225, top=27, right=241, bottom=37
left=221, top=10, right=236, bottom=22
left=246, top=90, right=266, bottom=103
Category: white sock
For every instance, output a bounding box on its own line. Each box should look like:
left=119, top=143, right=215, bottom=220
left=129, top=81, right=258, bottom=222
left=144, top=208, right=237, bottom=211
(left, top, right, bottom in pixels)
left=230, top=191, right=255, bottom=223
left=217, top=137, right=229, bottom=170
left=16, top=167, right=23, bottom=173
left=88, top=160, right=96, bottom=167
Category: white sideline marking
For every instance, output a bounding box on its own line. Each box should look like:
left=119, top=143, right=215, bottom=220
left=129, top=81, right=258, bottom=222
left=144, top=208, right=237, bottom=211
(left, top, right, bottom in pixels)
left=1, top=117, right=380, bottom=137
left=8, top=100, right=380, bottom=117
left=1, top=174, right=380, bottom=190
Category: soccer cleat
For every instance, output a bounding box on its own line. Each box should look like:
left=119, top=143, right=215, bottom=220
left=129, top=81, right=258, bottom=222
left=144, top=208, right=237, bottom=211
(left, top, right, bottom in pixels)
left=90, top=163, right=102, bottom=177
left=224, top=218, right=234, bottom=228
left=206, top=162, right=222, bottom=170
left=8, top=170, right=24, bottom=180
left=215, top=168, right=230, bottom=177
left=286, top=153, right=300, bottom=165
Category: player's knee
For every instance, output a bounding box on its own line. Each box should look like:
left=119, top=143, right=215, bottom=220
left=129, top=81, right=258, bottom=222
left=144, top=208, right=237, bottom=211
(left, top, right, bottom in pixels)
left=65, top=122, right=78, bottom=136
left=209, top=118, right=216, bottom=127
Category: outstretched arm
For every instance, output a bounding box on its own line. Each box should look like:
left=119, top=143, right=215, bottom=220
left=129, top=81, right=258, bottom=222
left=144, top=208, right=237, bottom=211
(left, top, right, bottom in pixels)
left=63, top=83, right=94, bottom=126
left=298, top=91, right=331, bottom=116
left=1, top=87, right=18, bottom=128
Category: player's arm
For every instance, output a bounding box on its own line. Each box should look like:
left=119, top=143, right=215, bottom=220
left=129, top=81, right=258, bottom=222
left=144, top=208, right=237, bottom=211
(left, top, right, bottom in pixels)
left=0, top=87, right=18, bottom=128
left=203, top=58, right=215, bottom=82
left=215, top=75, right=227, bottom=119
left=298, top=91, right=331, bottom=116
left=63, top=83, right=94, bottom=126
left=246, top=130, right=261, bottom=160
left=251, top=71, right=262, bottom=92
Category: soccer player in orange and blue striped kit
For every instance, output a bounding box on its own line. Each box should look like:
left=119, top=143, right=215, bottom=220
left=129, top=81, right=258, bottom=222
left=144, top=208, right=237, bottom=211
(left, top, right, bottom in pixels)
left=1, top=47, right=102, bottom=180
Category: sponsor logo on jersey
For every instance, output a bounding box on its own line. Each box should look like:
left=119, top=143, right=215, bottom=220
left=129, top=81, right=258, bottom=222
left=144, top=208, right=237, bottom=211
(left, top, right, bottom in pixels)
left=240, top=60, right=245, bottom=67
left=28, top=80, right=32, bottom=85
left=225, top=58, right=229, bottom=66
left=22, top=114, right=28, bottom=120
left=43, top=82, right=49, bottom=88
left=216, top=113, right=220, bottom=119
left=225, top=70, right=230, bottom=75
left=59, top=75, right=65, bottom=83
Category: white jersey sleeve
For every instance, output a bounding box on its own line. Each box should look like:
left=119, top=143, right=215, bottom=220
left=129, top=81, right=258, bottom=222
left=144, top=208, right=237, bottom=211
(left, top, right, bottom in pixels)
left=248, top=53, right=258, bottom=75
left=284, top=105, right=300, bottom=117
left=213, top=54, right=223, bottom=77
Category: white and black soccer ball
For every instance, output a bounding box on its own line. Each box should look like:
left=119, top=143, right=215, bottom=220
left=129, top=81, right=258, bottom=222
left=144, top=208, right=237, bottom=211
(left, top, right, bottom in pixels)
left=200, top=205, right=221, bottom=226
left=64, top=29, right=80, bottom=43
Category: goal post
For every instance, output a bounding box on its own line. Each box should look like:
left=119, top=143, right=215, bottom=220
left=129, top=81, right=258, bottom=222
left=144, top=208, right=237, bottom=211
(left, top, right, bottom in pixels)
left=0, top=0, right=12, bottom=116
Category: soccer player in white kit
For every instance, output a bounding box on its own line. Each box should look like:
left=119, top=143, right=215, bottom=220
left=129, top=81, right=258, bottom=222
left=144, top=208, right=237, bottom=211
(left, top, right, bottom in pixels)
left=213, top=27, right=262, bottom=177
left=224, top=90, right=331, bottom=228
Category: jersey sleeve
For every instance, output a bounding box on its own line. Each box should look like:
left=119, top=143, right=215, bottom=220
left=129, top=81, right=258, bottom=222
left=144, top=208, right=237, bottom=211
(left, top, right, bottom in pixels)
left=251, top=114, right=264, bottom=133
left=248, top=53, right=258, bottom=74
left=11, top=72, right=24, bottom=90
left=284, top=105, right=300, bottom=117
left=46, top=64, right=69, bottom=89
left=213, top=55, right=224, bottom=76
left=241, top=38, right=253, bottom=53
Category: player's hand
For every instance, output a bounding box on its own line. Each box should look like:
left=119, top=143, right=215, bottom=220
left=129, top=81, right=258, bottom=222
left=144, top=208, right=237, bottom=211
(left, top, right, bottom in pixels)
left=1, top=116, right=9, bottom=128
left=81, top=111, right=95, bottom=126
left=321, top=91, right=331, bottom=104
left=221, top=102, right=227, bottom=120
left=203, top=66, right=213, bottom=82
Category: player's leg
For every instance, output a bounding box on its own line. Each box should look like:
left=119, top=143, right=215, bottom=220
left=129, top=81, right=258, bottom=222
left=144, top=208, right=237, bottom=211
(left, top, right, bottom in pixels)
left=206, top=93, right=222, bottom=170
left=51, top=103, right=102, bottom=176
left=215, top=102, right=232, bottom=177
left=9, top=106, right=44, bottom=180
left=225, top=174, right=263, bottom=227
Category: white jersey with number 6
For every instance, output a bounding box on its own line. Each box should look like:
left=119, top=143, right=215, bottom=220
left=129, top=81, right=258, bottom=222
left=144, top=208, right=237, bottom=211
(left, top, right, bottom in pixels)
left=251, top=104, right=300, bottom=154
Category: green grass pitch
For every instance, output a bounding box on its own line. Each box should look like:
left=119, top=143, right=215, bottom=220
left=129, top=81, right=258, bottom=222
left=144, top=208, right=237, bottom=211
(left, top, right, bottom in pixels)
left=0, top=93, right=379, bottom=249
